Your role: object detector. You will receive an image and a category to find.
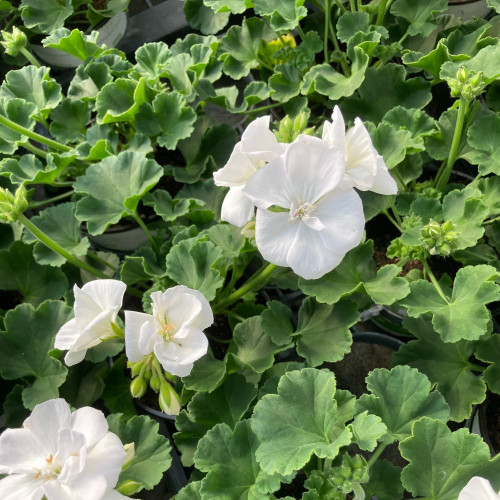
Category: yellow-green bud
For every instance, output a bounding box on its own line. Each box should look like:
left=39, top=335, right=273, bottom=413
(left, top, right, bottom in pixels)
left=122, top=443, right=135, bottom=471
left=241, top=220, right=256, bottom=239
left=130, top=377, right=147, bottom=398
left=128, top=360, right=144, bottom=377
left=456, top=67, right=468, bottom=83
left=0, top=185, right=28, bottom=224
left=116, top=480, right=141, bottom=496
left=1, top=27, right=27, bottom=57
left=420, top=219, right=459, bottom=256
left=159, top=383, right=181, bottom=415
left=149, top=373, right=160, bottom=392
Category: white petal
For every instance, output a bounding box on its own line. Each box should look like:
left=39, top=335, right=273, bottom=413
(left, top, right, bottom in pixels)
left=171, top=326, right=209, bottom=363
left=54, top=318, right=79, bottom=351
left=23, top=399, right=72, bottom=457
left=0, top=429, right=45, bottom=474
left=254, top=209, right=297, bottom=267
left=322, top=106, right=346, bottom=153
left=284, top=135, right=345, bottom=206
left=101, top=489, right=131, bottom=500
left=64, top=349, right=87, bottom=367
left=240, top=116, right=284, bottom=162
left=458, top=477, right=500, bottom=500
left=80, top=280, right=126, bottom=313
left=124, top=311, right=153, bottom=362
left=369, top=156, right=398, bottom=195
left=213, top=143, right=262, bottom=187
left=155, top=349, right=194, bottom=377
left=57, top=429, right=87, bottom=482
left=71, top=407, right=109, bottom=448
left=243, top=157, right=292, bottom=210
left=220, top=186, right=255, bottom=227
left=138, top=321, right=160, bottom=356
left=162, top=286, right=213, bottom=331
left=43, top=474, right=108, bottom=500
left=314, top=188, right=365, bottom=255
left=345, top=118, right=378, bottom=176
left=71, top=307, right=119, bottom=352
left=0, top=474, right=43, bottom=500
left=286, top=222, right=345, bottom=279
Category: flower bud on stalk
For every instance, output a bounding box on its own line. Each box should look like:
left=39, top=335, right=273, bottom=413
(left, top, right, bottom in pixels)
left=130, top=376, right=147, bottom=398
left=0, top=185, right=28, bottom=223
left=447, top=66, right=485, bottom=101
left=116, top=480, right=141, bottom=496
left=0, top=27, right=27, bottom=57
left=159, top=382, right=181, bottom=415
left=122, top=443, right=135, bottom=471
left=149, top=373, right=160, bottom=392
left=420, top=219, right=459, bottom=256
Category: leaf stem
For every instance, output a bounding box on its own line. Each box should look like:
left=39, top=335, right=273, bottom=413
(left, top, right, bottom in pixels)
left=19, top=47, right=41, bottom=67
left=324, top=0, right=331, bottom=62
left=376, top=0, right=389, bottom=25
left=86, top=250, right=119, bottom=272
left=382, top=210, right=402, bottom=232
left=388, top=195, right=403, bottom=226
left=333, top=0, right=347, bottom=13
left=422, top=259, right=449, bottom=303
left=0, top=113, right=72, bottom=153
left=22, top=141, right=48, bottom=158
left=367, top=442, right=387, bottom=468
left=28, top=191, right=73, bottom=209
left=236, top=102, right=283, bottom=115
left=18, top=212, right=109, bottom=279
left=435, top=96, right=469, bottom=192
left=129, top=210, right=160, bottom=254
left=213, top=263, right=277, bottom=313
left=296, top=24, right=306, bottom=41
left=484, top=216, right=500, bottom=225
left=349, top=0, right=356, bottom=11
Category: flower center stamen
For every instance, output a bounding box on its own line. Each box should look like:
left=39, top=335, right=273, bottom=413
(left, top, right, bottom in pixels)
left=161, top=322, right=175, bottom=340
left=33, top=454, right=62, bottom=482
left=290, top=202, right=316, bottom=221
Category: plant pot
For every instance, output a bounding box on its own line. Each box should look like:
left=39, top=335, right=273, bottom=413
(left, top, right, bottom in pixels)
left=470, top=392, right=500, bottom=456
left=31, top=12, right=128, bottom=69
left=446, top=0, right=492, bottom=20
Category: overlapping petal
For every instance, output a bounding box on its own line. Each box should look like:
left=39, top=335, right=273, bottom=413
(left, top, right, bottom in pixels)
left=458, top=477, right=500, bottom=500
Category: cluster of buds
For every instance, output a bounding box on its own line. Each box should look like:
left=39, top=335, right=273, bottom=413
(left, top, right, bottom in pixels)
left=0, top=27, right=27, bottom=57
left=330, top=454, right=369, bottom=495
left=0, top=185, right=28, bottom=223
left=259, top=33, right=296, bottom=67
left=414, top=181, right=442, bottom=200
left=447, top=67, right=485, bottom=101
left=387, top=236, right=423, bottom=261
left=420, top=219, right=459, bottom=256
left=128, top=355, right=181, bottom=415
left=275, top=111, right=314, bottom=143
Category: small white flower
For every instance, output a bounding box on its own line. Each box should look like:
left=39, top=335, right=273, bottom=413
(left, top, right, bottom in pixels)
left=125, top=285, right=212, bottom=377
left=458, top=477, right=500, bottom=500
left=322, top=106, right=398, bottom=195
left=55, top=279, right=127, bottom=366
left=213, top=116, right=286, bottom=227
left=243, top=134, right=365, bottom=280
left=0, top=399, right=127, bottom=500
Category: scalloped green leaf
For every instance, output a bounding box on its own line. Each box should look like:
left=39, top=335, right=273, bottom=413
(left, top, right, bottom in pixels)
left=22, top=202, right=90, bottom=267
left=68, top=62, right=113, bottom=101
left=182, top=350, right=227, bottom=393
left=475, top=333, right=500, bottom=395
left=0, top=97, right=36, bottom=154
left=204, top=0, right=252, bottom=13
left=364, top=264, right=411, bottom=305
left=269, top=63, right=301, bottom=103
left=49, top=98, right=90, bottom=144
left=336, top=11, right=370, bottom=43
left=365, top=459, right=404, bottom=500
left=184, top=0, right=230, bottom=34
left=349, top=411, right=387, bottom=451
left=143, top=190, right=204, bottom=222
left=42, top=28, right=102, bottom=61
left=295, top=298, right=358, bottom=367
left=253, top=0, right=307, bottom=32
left=260, top=300, right=294, bottom=346
left=0, top=300, right=72, bottom=408
left=20, top=0, right=73, bottom=34
left=356, top=365, right=450, bottom=443
left=107, top=414, right=172, bottom=491
left=0, top=154, right=65, bottom=185
left=401, top=265, right=500, bottom=342
left=251, top=368, right=352, bottom=475
left=0, top=241, right=68, bottom=306
left=134, top=42, right=172, bottom=82
left=392, top=316, right=486, bottom=422
left=391, top=0, right=447, bottom=37
left=467, top=112, right=500, bottom=175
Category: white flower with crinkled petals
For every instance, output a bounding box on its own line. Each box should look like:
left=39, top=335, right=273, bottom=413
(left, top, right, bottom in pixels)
left=213, top=116, right=286, bottom=227
left=243, top=134, right=365, bottom=280
left=458, top=477, right=500, bottom=500
left=124, top=285, right=212, bottom=377
left=322, top=105, right=398, bottom=195
left=0, top=398, right=127, bottom=500
left=55, top=279, right=126, bottom=366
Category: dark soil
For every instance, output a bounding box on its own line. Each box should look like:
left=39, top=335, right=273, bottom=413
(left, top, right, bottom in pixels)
left=480, top=391, right=500, bottom=455
left=206, top=313, right=233, bottom=360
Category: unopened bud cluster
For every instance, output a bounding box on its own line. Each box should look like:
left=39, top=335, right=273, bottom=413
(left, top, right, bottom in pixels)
left=448, top=67, right=485, bottom=101
left=275, top=111, right=314, bottom=143
left=420, top=219, right=459, bottom=256
left=0, top=27, right=27, bottom=57
left=0, top=185, right=28, bottom=223
left=330, top=454, right=369, bottom=495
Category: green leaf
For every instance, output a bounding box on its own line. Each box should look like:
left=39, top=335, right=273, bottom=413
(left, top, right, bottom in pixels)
left=391, top=0, right=447, bottom=37
left=176, top=482, right=202, bottom=500
left=74, top=151, right=163, bottom=235
left=166, top=238, right=224, bottom=301
left=107, top=414, right=172, bottom=491
left=0, top=97, right=36, bottom=154
left=341, top=64, right=431, bottom=123
left=59, top=360, right=106, bottom=408
left=260, top=301, right=294, bottom=346
left=219, top=17, right=276, bottom=79
left=336, top=11, right=370, bottom=43
left=42, top=28, right=102, bottom=61
left=401, top=265, right=500, bottom=342
left=356, top=365, right=449, bottom=443
left=475, top=334, right=500, bottom=395
left=0, top=154, right=65, bottom=185
left=22, top=202, right=90, bottom=267
left=402, top=40, right=452, bottom=80
left=182, top=350, right=227, bottom=392
left=143, top=190, right=204, bottom=223
left=467, top=112, right=500, bottom=175
left=301, top=47, right=369, bottom=101
left=0, top=300, right=72, bottom=409
left=20, top=0, right=73, bottom=34
left=364, top=265, right=411, bottom=305
left=400, top=417, right=500, bottom=499
left=295, top=298, right=358, bottom=367
left=253, top=0, right=307, bottom=32
left=68, top=62, right=113, bottom=101
left=251, top=368, right=352, bottom=475
left=175, top=374, right=257, bottom=466
left=365, top=460, right=404, bottom=500
left=392, top=316, right=486, bottom=422
left=49, top=98, right=90, bottom=143
left=349, top=411, right=387, bottom=451
left=184, top=0, right=230, bottom=34
left=135, top=92, right=197, bottom=150
left=0, top=66, right=62, bottom=119
left=204, top=0, right=251, bottom=13
left=195, top=420, right=284, bottom=499
left=0, top=241, right=68, bottom=306
left=269, top=63, right=301, bottom=103
left=134, top=42, right=172, bottom=83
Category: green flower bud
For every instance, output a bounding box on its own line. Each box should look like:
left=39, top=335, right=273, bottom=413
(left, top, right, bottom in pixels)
left=456, top=67, right=468, bottom=83
left=275, top=111, right=312, bottom=143
left=420, top=219, right=459, bottom=256
left=149, top=373, right=160, bottom=392
left=0, top=185, right=28, bottom=224
left=122, top=443, right=135, bottom=471
left=1, top=27, right=27, bottom=57
left=159, top=382, right=181, bottom=415
left=128, top=360, right=144, bottom=377
left=116, top=480, right=141, bottom=496
left=130, top=377, right=147, bottom=398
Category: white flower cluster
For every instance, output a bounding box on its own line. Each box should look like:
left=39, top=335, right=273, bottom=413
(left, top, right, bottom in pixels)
left=213, top=108, right=398, bottom=279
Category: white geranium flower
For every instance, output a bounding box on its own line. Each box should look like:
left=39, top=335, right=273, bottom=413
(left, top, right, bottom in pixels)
left=243, top=134, right=365, bottom=280
left=0, top=399, right=127, bottom=500
left=459, top=477, right=500, bottom=500
left=213, top=116, right=286, bottom=227
left=124, top=285, right=212, bottom=377
left=322, top=106, right=398, bottom=195
left=55, top=279, right=127, bottom=366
